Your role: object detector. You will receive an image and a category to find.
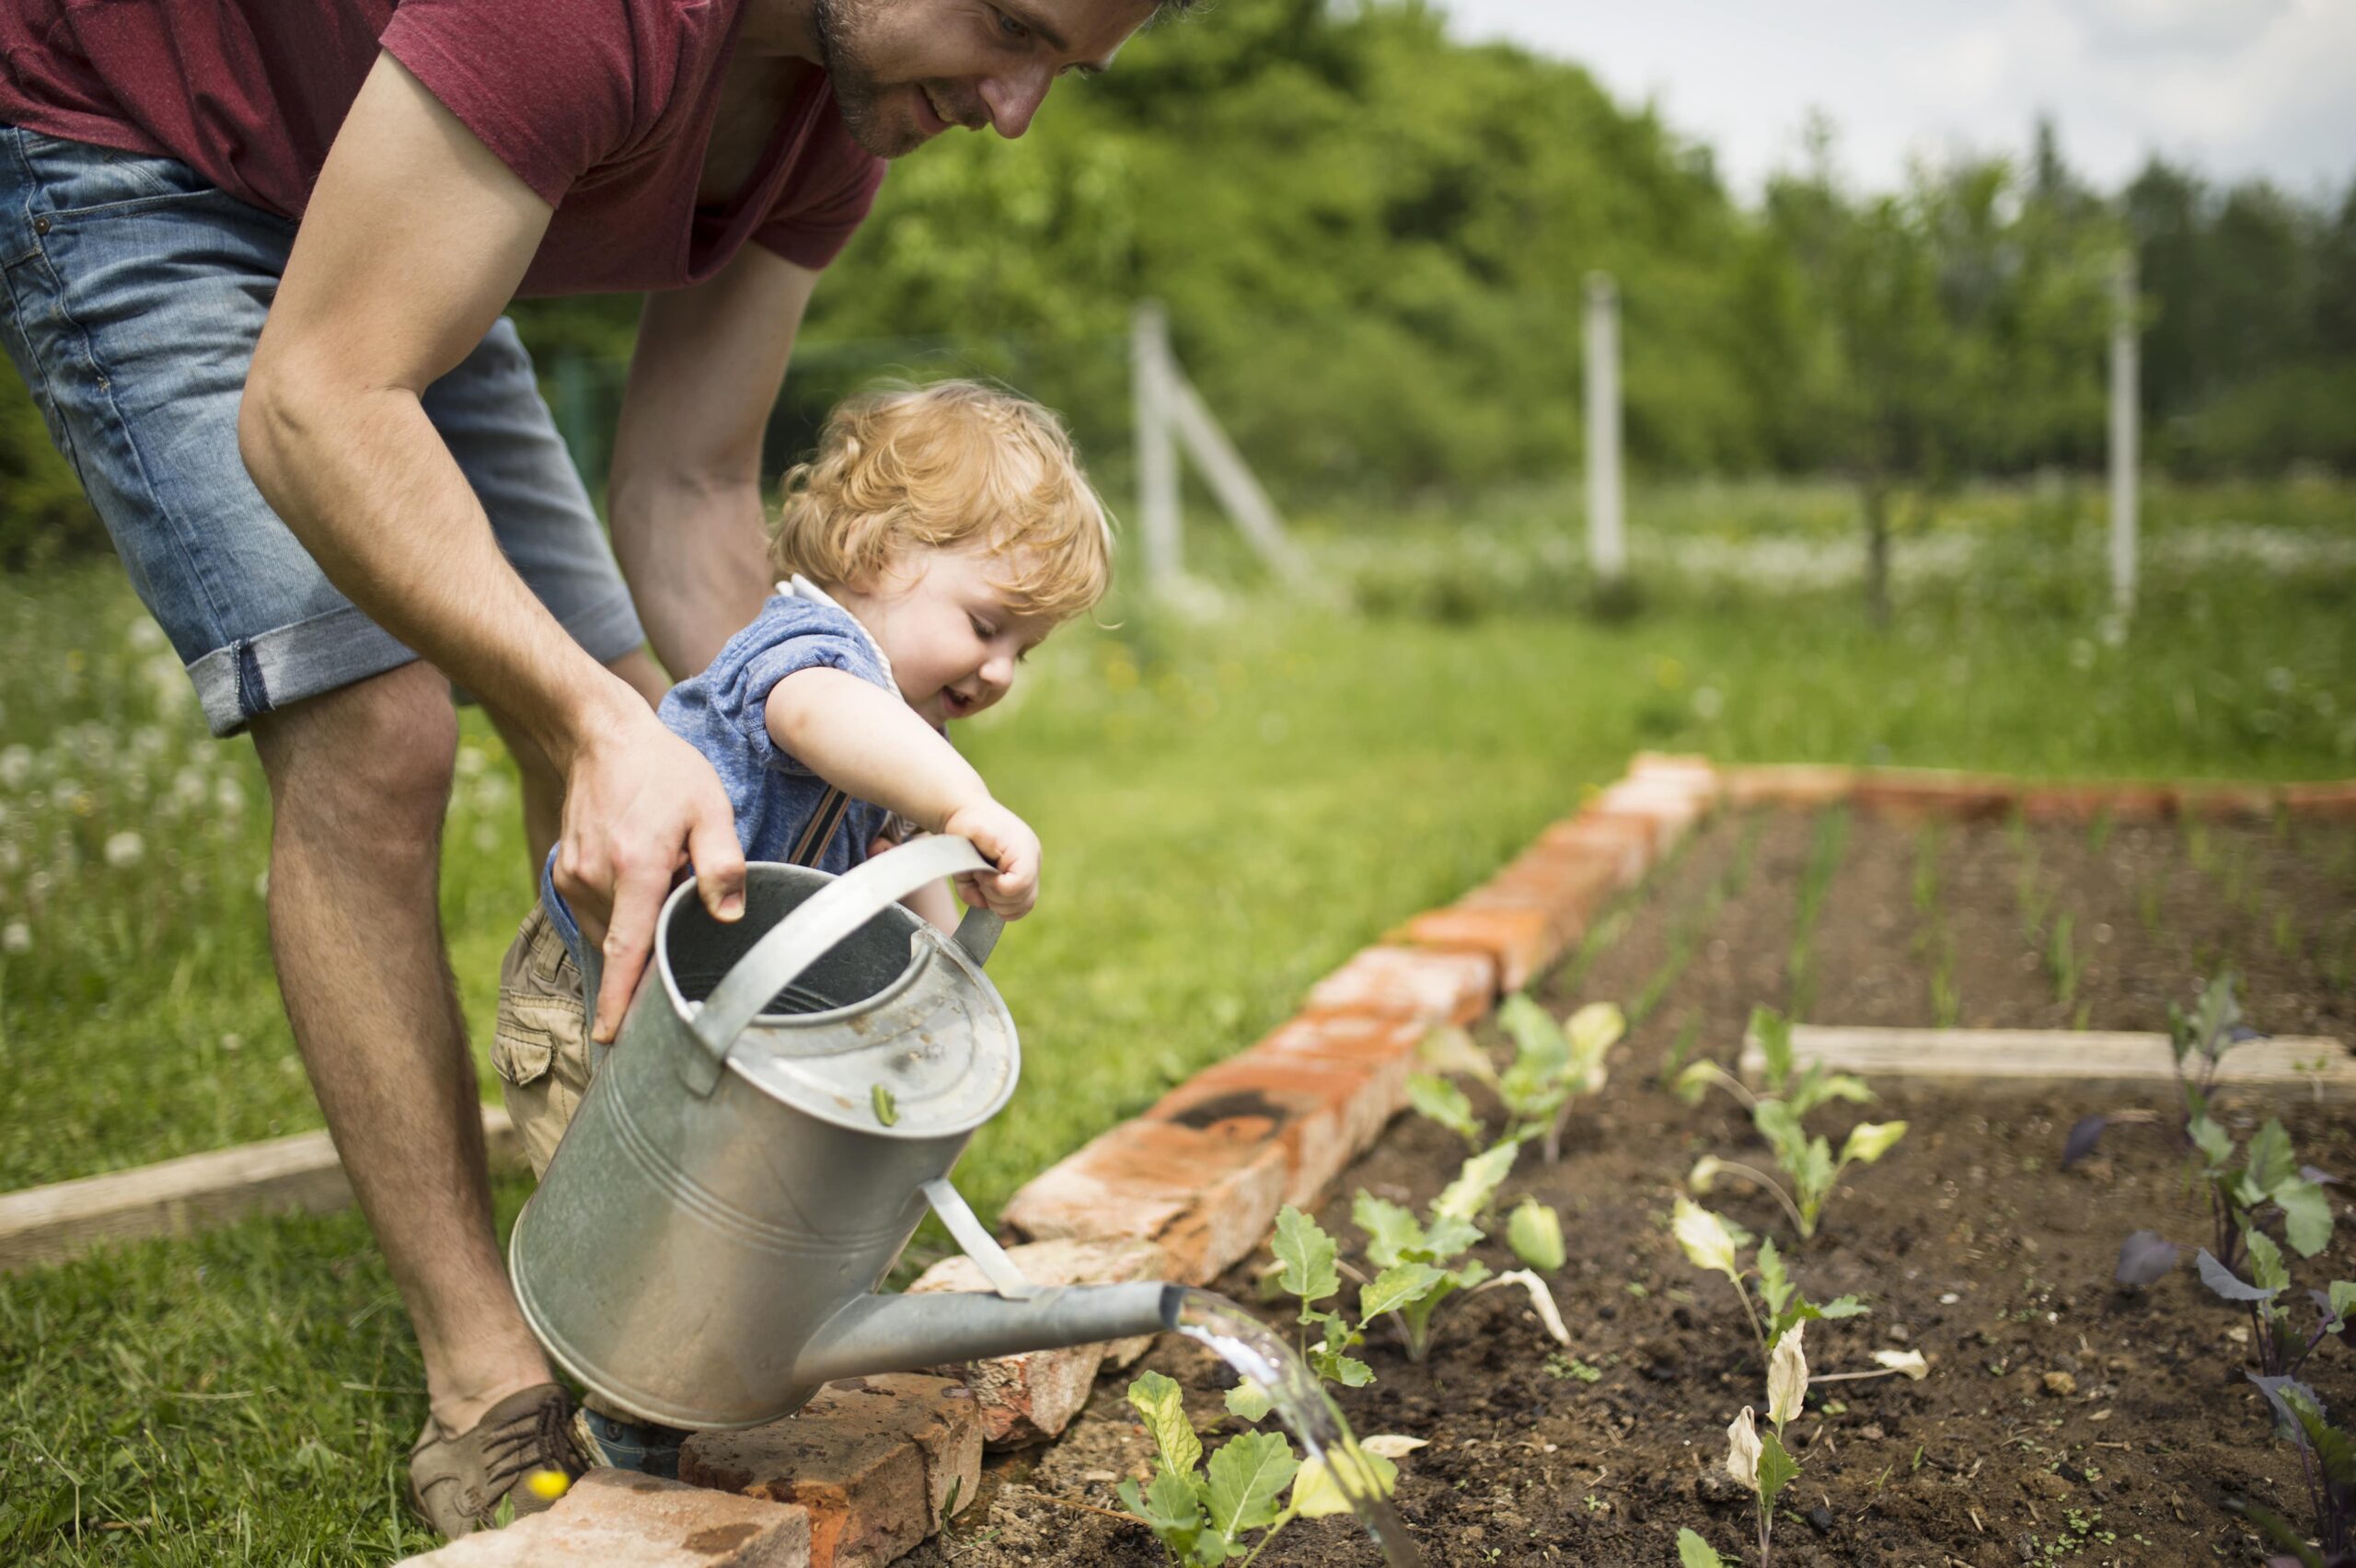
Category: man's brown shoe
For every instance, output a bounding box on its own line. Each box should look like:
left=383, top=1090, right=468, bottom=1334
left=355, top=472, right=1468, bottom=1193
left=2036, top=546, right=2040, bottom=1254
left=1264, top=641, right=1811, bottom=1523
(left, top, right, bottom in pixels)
left=406, top=1384, right=584, bottom=1539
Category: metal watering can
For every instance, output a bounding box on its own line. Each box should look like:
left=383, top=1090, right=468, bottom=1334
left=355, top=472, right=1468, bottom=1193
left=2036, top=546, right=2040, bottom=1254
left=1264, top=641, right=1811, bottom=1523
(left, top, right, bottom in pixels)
left=510, top=836, right=1181, bottom=1429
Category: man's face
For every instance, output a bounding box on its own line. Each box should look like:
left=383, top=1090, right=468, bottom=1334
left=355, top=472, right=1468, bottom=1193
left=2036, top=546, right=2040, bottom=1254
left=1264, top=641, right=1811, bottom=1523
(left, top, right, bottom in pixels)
left=813, top=0, right=1161, bottom=158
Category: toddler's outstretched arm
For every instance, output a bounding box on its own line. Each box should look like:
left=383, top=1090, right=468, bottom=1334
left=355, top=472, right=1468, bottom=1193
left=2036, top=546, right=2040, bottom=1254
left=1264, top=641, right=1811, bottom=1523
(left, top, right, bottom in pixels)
left=766, top=668, right=1040, bottom=919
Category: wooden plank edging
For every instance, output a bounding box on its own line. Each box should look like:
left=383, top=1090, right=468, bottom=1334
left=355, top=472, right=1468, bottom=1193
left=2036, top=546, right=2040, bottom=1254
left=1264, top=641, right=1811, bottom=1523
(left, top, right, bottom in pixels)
left=0, top=1107, right=519, bottom=1274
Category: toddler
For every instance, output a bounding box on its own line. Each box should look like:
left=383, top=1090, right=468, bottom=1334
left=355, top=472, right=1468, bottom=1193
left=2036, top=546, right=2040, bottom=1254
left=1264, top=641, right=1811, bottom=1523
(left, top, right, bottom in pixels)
left=486, top=379, right=1111, bottom=1471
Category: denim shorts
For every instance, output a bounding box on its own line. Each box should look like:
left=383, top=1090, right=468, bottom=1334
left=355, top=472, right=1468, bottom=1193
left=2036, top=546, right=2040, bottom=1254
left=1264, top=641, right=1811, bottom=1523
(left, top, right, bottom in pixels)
left=0, top=123, right=644, bottom=736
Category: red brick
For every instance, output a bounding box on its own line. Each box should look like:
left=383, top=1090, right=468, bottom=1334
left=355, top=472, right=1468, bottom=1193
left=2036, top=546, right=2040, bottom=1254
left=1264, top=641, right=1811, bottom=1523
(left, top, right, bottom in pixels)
left=1249, top=1012, right=1421, bottom=1123
left=398, top=1469, right=811, bottom=1568
left=999, top=1121, right=1288, bottom=1286
left=1473, top=845, right=1626, bottom=940
left=2018, top=784, right=2176, bottom=824
left=2284, top=780, right=2356, bottom=819
left=1722, top=765, right=1856, bottom=811
left=1156, top=1055, right=1391, bottom=1207
left=1595, top=778, right=1710, bottom=852
left=1535, top=815, right=1652, bottom=887
left=1303, top=946, right=1496, bottom=1026
left=2172, top=784, right=2283, bottom=822
left=678, top=1376, right=979, bottom=1568
left=905, top=1239, right=1175, bottom=1447
left=1852, top=769, right=2018, bottom=823
left=1628, top=752, right=1722, bottom=801
left=1392, top=905, right=1560, bottom=993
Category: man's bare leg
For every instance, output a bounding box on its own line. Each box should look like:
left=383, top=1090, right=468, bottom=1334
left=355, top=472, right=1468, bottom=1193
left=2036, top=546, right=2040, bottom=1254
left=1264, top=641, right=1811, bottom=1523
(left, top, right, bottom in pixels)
left=487, top=649, right=669, bottom=877
left=251, top=660, right=547, bottom=1435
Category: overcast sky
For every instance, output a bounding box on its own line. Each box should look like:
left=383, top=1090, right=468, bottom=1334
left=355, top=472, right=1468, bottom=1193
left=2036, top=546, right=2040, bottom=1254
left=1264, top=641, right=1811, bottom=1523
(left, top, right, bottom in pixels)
left=1438, top=0, right=2356, bottom=203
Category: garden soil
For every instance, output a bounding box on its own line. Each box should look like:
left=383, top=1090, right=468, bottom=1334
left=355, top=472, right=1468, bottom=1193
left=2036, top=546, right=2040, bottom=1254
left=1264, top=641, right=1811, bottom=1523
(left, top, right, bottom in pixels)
left=910, top=811, right=2356, bottom=1567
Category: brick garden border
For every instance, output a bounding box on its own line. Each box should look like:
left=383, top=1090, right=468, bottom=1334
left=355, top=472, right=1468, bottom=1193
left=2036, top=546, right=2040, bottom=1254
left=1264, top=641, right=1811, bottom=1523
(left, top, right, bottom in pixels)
left=318, top=760, right=2354, bottom=1562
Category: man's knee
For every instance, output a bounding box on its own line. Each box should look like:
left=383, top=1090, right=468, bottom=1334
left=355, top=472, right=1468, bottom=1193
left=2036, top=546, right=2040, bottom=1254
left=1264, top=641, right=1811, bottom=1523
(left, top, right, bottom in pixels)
left=252, top=663, right=459, bottom=848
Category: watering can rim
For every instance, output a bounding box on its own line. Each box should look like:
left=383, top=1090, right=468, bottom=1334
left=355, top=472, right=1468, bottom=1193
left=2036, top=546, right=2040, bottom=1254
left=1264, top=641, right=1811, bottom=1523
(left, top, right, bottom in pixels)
left=648, top=853, right=1022, bottom=1138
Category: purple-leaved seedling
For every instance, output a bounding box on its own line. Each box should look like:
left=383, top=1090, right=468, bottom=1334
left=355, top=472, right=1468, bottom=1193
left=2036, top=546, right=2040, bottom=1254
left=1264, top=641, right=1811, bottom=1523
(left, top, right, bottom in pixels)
left=2068, top=976, right=2342, bottom=1378
left=2067, top=974, right=2353, bottom=1557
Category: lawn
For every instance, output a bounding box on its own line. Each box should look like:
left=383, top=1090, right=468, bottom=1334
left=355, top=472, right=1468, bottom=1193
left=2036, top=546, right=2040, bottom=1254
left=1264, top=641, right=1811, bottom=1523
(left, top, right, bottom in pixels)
left=2, top=478, right=2352, bottom=1560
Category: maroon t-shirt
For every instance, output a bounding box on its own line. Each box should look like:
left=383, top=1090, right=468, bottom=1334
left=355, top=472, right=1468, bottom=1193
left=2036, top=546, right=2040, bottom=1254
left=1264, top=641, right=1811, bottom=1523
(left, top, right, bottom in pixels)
left=0, top=0, right=884, bottom=295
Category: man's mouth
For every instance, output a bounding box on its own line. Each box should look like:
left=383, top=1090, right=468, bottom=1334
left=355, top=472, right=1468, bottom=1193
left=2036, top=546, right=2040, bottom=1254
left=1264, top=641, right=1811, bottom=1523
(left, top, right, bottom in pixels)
left=915, top=85, right=953, bottom=135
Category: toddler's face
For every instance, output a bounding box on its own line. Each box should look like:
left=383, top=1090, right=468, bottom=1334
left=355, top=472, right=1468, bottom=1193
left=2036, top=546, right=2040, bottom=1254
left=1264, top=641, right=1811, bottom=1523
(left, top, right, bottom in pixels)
left=832, top=542, right=1061, bottom=729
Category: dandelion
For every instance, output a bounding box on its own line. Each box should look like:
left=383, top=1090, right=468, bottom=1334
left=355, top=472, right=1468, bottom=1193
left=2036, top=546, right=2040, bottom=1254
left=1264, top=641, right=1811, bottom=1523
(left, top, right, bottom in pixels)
left=220, top=1033, right=243, bottom=1054
left=254, top=869, right=271, bottom=899
left=1692, top=685, right=1724, bottom=721
left=214, top=777, right=245, bottom=814
left=104, top=831, right=145, bottom=868
left=2, top=920, right=29, bottom=955
left=128, top=617, right=167, bottom=651
left=456, top=744, right=488, bottom=778
left=523, top=1469, right=571, bottom=1503
left=1, top=744, right=34, bottom=788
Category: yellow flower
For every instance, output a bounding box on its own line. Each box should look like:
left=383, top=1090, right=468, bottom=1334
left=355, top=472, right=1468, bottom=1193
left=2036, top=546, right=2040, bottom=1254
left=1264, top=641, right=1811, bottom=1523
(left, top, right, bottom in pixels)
left=524, top=1469, right=571, bottom=1503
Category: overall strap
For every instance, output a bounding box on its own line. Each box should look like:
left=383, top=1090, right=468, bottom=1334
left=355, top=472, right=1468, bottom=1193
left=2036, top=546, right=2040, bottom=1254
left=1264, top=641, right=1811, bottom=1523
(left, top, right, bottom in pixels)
left=787, top=787, right=850, bottom=869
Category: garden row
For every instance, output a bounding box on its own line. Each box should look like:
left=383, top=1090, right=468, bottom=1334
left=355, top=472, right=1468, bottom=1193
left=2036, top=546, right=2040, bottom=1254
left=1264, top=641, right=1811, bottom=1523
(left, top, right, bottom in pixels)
left=415, top=756, right=2353, bottom=1566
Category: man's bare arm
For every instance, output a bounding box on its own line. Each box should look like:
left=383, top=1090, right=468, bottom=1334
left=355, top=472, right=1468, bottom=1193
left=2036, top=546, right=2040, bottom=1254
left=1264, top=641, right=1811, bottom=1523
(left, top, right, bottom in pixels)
left=238, top=52, right=745, bottom=1037
left=608, top=247, right=821, bottom=679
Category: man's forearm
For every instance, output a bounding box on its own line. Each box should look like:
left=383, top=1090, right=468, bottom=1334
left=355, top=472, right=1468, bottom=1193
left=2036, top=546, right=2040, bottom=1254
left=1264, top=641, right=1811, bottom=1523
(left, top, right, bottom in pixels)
left=608, top=471, right=771, bottom=680
left=240, top=372, right=636, bottom=767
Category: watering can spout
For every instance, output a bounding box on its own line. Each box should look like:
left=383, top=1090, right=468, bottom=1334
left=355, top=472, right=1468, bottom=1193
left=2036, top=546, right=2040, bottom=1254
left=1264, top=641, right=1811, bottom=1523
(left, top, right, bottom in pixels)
left=797, top=1282, right=1184, bottom=1390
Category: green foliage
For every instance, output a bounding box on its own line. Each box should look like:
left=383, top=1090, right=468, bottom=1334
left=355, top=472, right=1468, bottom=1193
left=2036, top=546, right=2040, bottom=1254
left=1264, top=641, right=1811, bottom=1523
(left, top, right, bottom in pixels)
left=1114, top=1369, right=1397, bottom=1566
left=1677, top=1528, right=1728, bottom=1567
left=1684, top=1007, right=1900, bottom=1240
left=1268, top=1205, right=1372, bottom=1389
left=1352, top=1141, right=1519, bottom=1361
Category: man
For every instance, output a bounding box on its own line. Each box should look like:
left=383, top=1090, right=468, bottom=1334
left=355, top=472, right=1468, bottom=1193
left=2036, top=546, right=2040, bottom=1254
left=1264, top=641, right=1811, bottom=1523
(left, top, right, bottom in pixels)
left=0, top=0, right=1164, bottom=1536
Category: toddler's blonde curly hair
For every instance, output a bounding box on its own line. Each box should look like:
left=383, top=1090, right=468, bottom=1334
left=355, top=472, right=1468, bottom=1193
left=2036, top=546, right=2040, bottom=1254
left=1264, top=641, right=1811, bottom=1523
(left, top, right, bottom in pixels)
left=768, top=380, right=1112, bottom=620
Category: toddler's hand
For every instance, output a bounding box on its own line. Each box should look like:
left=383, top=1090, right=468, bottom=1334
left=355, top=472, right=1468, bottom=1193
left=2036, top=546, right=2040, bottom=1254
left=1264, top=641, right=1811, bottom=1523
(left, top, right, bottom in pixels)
left=941, top=800, right=1041, bottom=920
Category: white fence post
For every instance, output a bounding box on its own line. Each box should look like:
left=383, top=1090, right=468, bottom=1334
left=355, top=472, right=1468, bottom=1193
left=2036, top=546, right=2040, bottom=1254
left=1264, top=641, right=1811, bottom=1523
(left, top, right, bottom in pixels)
left=1584, top=271, right=1626, bottom=583
left=1132, top=301, right=1182, bottom=589
left=2108, top=252, right=2140, bottom=621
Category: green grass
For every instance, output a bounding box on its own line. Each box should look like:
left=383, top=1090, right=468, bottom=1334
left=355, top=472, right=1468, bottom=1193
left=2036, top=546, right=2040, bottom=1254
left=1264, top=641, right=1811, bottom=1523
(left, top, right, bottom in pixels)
left=3, top=478, right=2355, bottom=1559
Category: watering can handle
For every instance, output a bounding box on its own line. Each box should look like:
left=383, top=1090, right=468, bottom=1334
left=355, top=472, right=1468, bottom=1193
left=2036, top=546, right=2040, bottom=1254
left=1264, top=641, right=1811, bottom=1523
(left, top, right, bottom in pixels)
left=686, top=835, right=1005, bottom=1075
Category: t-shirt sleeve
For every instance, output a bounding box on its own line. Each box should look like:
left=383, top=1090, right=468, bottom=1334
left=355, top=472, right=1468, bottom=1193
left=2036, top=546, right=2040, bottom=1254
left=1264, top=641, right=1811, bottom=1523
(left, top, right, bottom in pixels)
left=752, top=112, right=885, bottom=270
left=730, top=610, right=895, bottom=776
left=378, top=0, right=651, bottom=209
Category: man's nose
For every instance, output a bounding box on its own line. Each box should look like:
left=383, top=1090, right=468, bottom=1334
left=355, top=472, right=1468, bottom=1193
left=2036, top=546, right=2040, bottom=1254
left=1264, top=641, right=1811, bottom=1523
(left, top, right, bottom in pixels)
left=977, top=67, right=1053, bottom=139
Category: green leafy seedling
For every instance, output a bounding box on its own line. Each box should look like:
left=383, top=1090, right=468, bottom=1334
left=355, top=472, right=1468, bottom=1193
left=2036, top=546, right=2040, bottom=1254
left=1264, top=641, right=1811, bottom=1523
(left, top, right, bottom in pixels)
left=1115, top=1371, right=1402, bottom=1566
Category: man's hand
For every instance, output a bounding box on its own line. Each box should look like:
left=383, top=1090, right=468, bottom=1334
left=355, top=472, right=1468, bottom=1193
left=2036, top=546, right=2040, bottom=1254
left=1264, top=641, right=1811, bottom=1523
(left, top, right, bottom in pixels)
left=940, top=800, right=1042, bottom=920
left=554, top=706, right=747, bottom=1041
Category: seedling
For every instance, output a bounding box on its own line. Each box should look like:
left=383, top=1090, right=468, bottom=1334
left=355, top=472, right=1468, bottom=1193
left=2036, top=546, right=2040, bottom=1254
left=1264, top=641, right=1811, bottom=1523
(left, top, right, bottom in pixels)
left=1671, top=1196, right=1866, bottom=1359
left=1412, top=997, right=1625, bottom=1162
left=1674, top=1320, right=1810, bottom=1567
left=1355, top=1143, right=1570, bottom=1362
left=2238, top=1371, right=2355, bottom=1564
left=1785, top=809, right=1849, bottom=1019
left=1267, top=1206, right=1372, bottom=1389
left=2045, top=913, right=2080, bottom=1012
left=2065, top=974, right=2335, bottom=1331
left=1679, top=1008, right=1905, bottom=1240
left=1116, top=1370, right=1401, bottom=1566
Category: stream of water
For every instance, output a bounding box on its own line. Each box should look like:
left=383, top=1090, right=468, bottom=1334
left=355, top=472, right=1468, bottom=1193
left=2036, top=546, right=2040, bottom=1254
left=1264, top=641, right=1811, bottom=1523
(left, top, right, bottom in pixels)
left=1173, top=1289, right=1423, bottom=1567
